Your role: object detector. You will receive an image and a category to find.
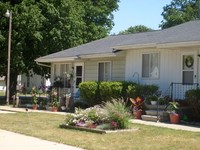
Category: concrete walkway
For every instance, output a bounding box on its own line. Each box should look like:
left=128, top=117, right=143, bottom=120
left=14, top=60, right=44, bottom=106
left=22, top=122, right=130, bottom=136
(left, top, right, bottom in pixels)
left=0, top=105, right=67, bottom=115
left=0, top=129, right=84, bottom=150
left=131, top=119, right=200, bottom=132
left=0, top=106, right=85, bottom=150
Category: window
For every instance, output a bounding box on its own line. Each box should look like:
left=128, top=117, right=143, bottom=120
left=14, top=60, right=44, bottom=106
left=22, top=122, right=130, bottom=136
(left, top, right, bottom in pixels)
left=75, top=66, right=83, bottom=88
left=98, top=62, right=111, bottom=81
left=182, top=55, right=194, bottom=84
left=142, top=53, right=159, bottom=78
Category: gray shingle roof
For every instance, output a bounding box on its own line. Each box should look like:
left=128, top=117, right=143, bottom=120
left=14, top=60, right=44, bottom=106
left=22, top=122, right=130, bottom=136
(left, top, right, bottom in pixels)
left=36, top=20, right=200, bottom=62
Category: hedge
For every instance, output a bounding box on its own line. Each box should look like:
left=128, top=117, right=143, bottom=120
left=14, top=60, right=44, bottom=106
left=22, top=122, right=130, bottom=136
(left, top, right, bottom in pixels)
left=79, top=81, right=159, bottom=107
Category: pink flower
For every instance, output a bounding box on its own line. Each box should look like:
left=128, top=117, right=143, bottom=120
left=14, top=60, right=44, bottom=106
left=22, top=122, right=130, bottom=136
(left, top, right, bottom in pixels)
left=111, top=121, right=118, bottom=128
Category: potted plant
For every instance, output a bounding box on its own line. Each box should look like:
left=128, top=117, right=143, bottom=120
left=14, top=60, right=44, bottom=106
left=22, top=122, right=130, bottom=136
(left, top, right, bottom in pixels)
left=52, top=88, right=59, bottom=112
left=31, top=86, right=38, bottom=110
left=129, top=97, right=144, bottom=119
left=166, top=101, right=180, bottom=124
left=146, top=95, right=158, bottom=105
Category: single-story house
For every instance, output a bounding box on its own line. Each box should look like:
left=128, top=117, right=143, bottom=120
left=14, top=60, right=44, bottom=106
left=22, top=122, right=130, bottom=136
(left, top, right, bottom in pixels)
left=36, top=20, right=200, bottom=100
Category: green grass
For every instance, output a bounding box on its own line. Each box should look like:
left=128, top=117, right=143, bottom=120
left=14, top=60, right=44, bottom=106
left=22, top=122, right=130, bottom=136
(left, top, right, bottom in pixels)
left=0, top=91, right=5, bottom=96
left=0, top=112, right=199, bottom=150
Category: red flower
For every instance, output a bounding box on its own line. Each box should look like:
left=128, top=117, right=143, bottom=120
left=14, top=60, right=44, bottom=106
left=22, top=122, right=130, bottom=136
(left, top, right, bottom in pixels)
left=111, top=121, right=118, bottom=128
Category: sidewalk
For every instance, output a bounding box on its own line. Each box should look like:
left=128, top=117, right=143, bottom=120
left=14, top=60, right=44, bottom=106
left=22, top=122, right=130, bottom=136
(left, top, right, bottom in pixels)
left=0, top=106, right=85, bottom=150
left=131, top=119, right=200, bottom=132
left=0, top=105, right=67, bottom=115
left=0, top=129, right=84, bottom=150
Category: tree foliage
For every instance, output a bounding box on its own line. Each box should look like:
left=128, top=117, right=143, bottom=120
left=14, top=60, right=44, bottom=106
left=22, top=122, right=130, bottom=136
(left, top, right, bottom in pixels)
left=160, top=0, right=198, bottom=29
left=118, top=25, right=152, bottom=35
left=0, top=0, right=119, bottom=101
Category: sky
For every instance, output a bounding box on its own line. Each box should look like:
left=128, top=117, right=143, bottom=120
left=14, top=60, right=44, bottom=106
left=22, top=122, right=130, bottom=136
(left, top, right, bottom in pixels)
left=110, top=0, right=172, bottom=34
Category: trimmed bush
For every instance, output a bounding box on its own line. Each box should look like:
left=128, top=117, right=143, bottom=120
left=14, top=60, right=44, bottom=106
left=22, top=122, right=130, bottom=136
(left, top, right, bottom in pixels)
left=79, top=81, right=159, bottom=107
left=134, top=84, right=159, bottom=99
left=121, top=81, right=136, bottom=100
left=99, top=82, right=122, bottom=102
left=79, top=81, right=98, bottom=106
left=185, top=89, right=200, bottom=121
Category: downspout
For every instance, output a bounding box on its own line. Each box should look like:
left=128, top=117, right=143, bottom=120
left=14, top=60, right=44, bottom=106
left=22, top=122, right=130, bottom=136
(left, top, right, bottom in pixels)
left=36, top=61, right=51, bottom=68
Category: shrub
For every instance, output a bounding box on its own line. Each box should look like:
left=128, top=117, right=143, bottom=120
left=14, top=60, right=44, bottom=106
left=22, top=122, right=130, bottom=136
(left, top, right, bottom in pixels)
left=79, top=81, right=98, bottom=106
left=185, top=89, right=200, bottom=121
left=121, top=81, right=136, bottom=100
left=135, top=84, right=159, bottom=98
left=79, top=81, right=159, bottom=107
left=103, top=98, right=132, bottom=129
left=99, top=82, right=122, bottom=102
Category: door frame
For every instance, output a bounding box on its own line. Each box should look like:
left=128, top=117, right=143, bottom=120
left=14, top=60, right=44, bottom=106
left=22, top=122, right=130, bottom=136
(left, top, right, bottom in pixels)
left=73, top=62, right=84, bottom=94
left=181, top=51, right=198, bottom=84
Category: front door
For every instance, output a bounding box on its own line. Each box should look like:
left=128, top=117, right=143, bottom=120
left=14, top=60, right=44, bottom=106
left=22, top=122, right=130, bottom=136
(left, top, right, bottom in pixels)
left=173, top=52, right=198, bottom=99
left=182, top=53, right=197, bottom=84
left=74, top=63, right=84, bottom=94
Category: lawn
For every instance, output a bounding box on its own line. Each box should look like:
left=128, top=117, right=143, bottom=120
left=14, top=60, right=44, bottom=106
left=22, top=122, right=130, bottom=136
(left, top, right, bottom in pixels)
left=0, top=91, right=5, bottom=96
left=0, top=112, right=199, bottom=150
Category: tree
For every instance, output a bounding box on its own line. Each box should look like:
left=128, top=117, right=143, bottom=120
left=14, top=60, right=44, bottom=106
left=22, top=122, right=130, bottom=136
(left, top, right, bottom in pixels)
left=0, top=0, right=119, bottom=103
left=118, top=25, right=153, bottom=35
left=160, top=0, right=198, bottom=29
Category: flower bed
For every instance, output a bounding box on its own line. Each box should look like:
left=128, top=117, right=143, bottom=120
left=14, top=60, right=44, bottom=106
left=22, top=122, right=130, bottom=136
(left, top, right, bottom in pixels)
left=59, top=124, right=138, bottom=134
left=60, top=99, right=134, bottom=133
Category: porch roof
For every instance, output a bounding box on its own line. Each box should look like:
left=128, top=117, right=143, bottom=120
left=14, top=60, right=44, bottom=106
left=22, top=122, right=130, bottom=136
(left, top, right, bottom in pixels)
left=36, top=20, right=200, bottom=63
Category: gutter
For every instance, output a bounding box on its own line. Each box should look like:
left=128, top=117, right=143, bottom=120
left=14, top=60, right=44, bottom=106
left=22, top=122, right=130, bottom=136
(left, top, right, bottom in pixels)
left=36, top=61, right=51, bottom=68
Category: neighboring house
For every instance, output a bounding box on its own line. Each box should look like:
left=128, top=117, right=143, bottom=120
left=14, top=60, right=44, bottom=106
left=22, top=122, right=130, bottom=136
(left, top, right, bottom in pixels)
left=36, top=20, right=200, bottom=100
left=0, top=72, right=50, bottom=94
left=0, top=76, right=6, bottom=92
left=19, top=72, right=50, bottom=93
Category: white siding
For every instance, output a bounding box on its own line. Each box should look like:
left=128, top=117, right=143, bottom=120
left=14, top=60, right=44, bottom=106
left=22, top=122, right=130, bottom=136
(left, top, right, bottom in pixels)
left=125, top=47, right=199, bottom=96
left=20, top=73, right=47, bottom=92
left=84, top=53, right=126, bottom=81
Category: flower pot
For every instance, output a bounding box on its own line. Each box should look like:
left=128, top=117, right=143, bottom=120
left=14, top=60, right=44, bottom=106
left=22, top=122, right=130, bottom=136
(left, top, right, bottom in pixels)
left=133, top=110, right=143, bottom=119
left=32, top=105, right=37, bottom=110
left=52, top=107, right=58, bottom=112
left=151, top=101, right=157, bottom=105
left=61, top=106, right=66, bottom=111
left=169, top=113, right=180, bottom=124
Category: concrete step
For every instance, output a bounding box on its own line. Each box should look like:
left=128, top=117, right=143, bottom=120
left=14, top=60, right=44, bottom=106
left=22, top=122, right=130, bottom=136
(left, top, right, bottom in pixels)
left=145, top=110, right=168, bottom=116
left=145, top=104, right=167, bottom=110
left=142, top=115, right=158, bottom=122
left=142, top=114, right=169, bottom=122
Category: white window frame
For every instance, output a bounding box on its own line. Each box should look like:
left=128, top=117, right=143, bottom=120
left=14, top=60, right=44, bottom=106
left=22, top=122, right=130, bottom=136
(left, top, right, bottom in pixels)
left=142, top=52, right=160, bottom=79
left=97, top=61, right=111, bottom=81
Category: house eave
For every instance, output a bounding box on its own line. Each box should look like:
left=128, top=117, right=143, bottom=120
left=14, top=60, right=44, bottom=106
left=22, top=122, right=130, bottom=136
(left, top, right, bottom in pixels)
left=112, top=41, right=200, bottom=51
left=79, top=53, right=116, bottom=59
left=35, top=53, right=116, bottom=63
left=112, top=43, right=157, bottom=51
left=35, top=57, right=77, bottom=63
left=157, top=41, right=200, bottom=48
